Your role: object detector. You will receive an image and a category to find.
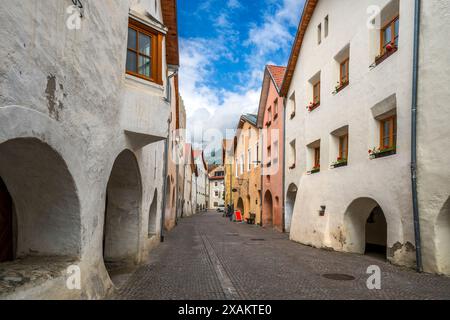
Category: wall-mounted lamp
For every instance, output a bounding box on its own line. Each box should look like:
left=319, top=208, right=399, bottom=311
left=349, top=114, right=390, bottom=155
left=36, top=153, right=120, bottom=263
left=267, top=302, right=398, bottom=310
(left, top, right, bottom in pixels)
left=319, top=205, right=326, bottom=216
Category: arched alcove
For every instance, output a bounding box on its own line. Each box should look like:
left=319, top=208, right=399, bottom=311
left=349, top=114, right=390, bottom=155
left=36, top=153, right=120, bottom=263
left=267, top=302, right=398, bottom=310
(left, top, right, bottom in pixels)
left=263, top=191, right=273, bottom=227
left=148, top=189, right=158, bottom=237
left=103, top=150, right=142, bottom=272
left=436, top=197, right=450, bottom=274
left=285, top=184, right=298, bottom=233
left=344, top=197, right=387, bottom=259
left=0, top=138, right=81, bottom=259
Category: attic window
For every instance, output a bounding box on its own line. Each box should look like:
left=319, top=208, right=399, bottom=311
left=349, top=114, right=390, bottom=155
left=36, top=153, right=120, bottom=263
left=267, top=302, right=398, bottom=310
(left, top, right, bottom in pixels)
left=126, top=18, right=163, bottom=84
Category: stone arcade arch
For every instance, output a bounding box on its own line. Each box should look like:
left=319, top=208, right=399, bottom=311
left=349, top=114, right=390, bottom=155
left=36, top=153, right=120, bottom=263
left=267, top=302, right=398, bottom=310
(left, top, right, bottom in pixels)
left=263, top=191, right=273, bottom=227
left=0, top=138, right=81, bottom=259
left=436, top=197, right=450, bottom=274
left=103, top=150, right=142, bottom=273
left=148, top=189, right=158, bottom=237
left=344, top=198, right=387, bottom=259
left=237, top=197, right=244, bottom=216
left=285, top=183, right=298, bottom=233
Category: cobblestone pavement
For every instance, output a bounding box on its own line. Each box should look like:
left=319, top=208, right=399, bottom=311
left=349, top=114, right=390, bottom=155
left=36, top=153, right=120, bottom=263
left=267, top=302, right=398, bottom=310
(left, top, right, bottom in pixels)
left=113, top=211, right=450, bottom=300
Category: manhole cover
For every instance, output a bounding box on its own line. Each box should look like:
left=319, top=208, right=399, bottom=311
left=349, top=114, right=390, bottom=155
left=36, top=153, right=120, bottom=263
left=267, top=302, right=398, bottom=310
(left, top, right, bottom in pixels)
left=322, top=274, right=355, bottom=281
left=250, top=239, right=266, bottom=241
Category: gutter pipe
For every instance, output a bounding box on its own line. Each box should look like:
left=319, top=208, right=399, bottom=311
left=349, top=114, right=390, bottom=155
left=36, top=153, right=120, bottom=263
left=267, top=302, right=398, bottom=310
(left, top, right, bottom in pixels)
left=411, top=0, right=423, bottom=273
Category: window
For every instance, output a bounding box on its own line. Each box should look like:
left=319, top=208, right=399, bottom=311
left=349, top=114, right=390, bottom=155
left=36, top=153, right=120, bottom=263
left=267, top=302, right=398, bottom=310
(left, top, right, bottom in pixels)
left=380, top=116, right=397, bottom=149
left=126, top=18, right=163, bottom=84
left=256, top=143, right=259, bottom=164
left=324, top=16, right=329, bottom=38
left=215, top=191, right=219, bottom=197
left=339, top=135, right=349, bottom=160
left=215, top=182, right=218, bottom=187
left=340, top=58, right=349, bottom=86
left=314, top=147, right=321, bottom=169
left=248, top=148, right=252, bottom=171
left=381, top=16, right=399, bottom=55
left=240, top=154, right=245, bottom=174
left=289, top=140, right=296, bottom=169
left=313, top=81, right=321, bottom=105
left=267, top=107, right=272, bottom=126
left=274, top=99, right=279, bottom=120
left=318, top=23, right=322, bottom=44
left=273, top=141, right=279, bottom=166
left=289, top=92, right=296, bottom=119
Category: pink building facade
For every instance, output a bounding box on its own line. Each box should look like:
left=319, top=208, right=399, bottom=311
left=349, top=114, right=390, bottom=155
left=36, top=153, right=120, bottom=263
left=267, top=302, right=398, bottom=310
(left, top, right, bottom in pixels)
left=257, top=65, right=287, bottom=232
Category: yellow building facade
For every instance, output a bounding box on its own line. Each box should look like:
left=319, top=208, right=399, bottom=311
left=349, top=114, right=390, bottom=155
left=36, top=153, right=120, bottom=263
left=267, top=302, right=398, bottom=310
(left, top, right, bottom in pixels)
left=232, top=114, right=262, bottom=224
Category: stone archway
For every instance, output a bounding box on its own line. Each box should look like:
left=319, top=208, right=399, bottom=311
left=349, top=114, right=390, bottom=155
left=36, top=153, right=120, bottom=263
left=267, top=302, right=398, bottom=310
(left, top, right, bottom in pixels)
left=285, top=183, right=298, bottom=233
left=0, top=177, right=14, bottom=262
left=344, top=198, right=387, bottom=259
left=436, top=197, right=450, bottom=274
left=246, top=195, right=251, bottom=220
left=237, top=197, right=244, bottom=216
left=263, top=191, right=273, bottom=227
left=103, top=150, right=142, bottom=274
left=148, top=189, right=158, bottom=237
left=0, top=138, right=81, bottom=260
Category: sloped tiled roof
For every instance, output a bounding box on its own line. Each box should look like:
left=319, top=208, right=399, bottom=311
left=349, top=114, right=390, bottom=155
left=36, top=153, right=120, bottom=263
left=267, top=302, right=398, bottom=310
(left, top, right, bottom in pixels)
left=267, top=65, right=287, bottom=92
left=280, top=0, right=319, bottom=96
left=241, top=113, right=258, bottom=127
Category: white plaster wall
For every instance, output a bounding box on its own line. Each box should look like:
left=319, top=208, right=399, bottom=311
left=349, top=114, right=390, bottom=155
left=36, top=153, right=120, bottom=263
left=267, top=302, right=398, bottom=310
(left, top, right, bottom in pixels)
left=416, top=0, right=450, bottom=275
left=209, top=180, right=225, bottom=209
left=0, top=0, right=168, bottom=298
left=285, top=0, right=416, bottom=267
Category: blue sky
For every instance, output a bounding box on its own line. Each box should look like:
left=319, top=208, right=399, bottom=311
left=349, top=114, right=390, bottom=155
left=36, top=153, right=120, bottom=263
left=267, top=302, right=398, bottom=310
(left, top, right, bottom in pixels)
left=178, top=0, right=305, bottom=144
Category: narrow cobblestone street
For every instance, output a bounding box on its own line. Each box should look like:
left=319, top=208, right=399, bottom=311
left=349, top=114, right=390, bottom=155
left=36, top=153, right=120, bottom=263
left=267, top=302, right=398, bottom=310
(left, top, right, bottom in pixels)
left=113, top=211, right=450, bottom=300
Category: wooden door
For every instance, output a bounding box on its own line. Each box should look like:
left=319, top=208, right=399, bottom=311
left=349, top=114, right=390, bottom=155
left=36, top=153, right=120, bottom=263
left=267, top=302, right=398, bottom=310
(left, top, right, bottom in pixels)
left=0, top=177, right=13, bottom=262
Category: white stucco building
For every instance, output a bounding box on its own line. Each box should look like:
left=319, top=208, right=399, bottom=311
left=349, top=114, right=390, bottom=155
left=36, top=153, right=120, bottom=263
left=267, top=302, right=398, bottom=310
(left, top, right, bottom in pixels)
left=281, top=0, right=449, bottom=272
left=0, top=0, right=179, bottom=298
left=209, top=166, right=225, bottom=209
left=194, top=150, right=208, bottom=212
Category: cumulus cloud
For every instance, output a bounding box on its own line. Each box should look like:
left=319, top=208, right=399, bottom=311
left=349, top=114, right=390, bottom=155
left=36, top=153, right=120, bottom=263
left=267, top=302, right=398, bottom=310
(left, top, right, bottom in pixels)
left=179, top=0, right=304, bottom=148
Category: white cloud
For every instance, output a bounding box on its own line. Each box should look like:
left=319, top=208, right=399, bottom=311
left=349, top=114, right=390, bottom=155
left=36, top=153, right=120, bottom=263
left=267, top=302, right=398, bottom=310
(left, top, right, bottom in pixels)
left=179, top=0, right=305, bottom=148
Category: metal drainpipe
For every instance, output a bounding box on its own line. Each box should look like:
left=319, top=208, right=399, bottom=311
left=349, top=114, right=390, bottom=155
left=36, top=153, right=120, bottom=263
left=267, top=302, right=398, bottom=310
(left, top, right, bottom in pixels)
left=160, top=120, right=170, bottom=243
left=160, top=70, right=178, bottom=242
left=411, top=0, right=423, bottom=273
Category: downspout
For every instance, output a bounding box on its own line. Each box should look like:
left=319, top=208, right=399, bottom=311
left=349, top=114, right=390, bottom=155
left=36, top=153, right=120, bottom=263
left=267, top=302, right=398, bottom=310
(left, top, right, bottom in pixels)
left=160, top=70, right=179, bottom=242
left=411, top=0, right=423, bottom=273
left=160, top=120, right=170, bottom=243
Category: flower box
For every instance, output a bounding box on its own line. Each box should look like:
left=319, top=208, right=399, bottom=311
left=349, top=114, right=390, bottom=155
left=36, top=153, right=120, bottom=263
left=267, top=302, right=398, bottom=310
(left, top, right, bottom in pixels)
left=308, top=166, right=320, bottom=174
left=369, top=147, right=396, bottom=159
left=306, top=101, right=320, bottom=112
left=332, top=81, right=349, bottom=95
left=372, top=44, right=398, bottom=67
left=331, top=158, right=348, bottom=168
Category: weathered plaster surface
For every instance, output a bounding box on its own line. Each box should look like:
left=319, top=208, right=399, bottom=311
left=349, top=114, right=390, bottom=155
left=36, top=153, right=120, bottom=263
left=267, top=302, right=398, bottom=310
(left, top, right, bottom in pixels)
left=0, top=0, right=169, bottom=298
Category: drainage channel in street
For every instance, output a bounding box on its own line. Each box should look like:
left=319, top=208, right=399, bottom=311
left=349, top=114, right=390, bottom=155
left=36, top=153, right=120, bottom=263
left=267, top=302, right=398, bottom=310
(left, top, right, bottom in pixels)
left=322, top=274, right=356, bottom=281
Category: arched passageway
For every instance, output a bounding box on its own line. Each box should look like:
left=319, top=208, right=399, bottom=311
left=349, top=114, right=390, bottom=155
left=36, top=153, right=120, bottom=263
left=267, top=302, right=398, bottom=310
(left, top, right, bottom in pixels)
left=263, top=191, right=273, bottom=227
left=103, top=150, right=142, bottom=273
left=237, top=197, right=244, bottom=216
left=0, top=177, right=14, bottom=262
left=0, top=138, right=81, bottom=260
left=246, top=195, right=251, bottom=219
left=436, top=197, right=450, bottom=274
left=285, top=184, right=298, bottom=233
left=148, top=189, right=158, bottom=237
left=344, top=198, right=387, bottom=260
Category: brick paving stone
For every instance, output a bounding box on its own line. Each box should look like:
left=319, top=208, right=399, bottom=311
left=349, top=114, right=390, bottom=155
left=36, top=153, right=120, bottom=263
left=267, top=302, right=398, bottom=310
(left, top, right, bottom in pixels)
left=112, top=211, right=450, bottom=300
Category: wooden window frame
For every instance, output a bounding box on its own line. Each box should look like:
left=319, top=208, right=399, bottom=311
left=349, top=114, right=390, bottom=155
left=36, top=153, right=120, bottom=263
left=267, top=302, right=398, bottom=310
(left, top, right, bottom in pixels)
left=340, top=58, right=350, bottom=86
left=380, top=15, right=400, bottom=55
left=126, top=18, right=163, bottom=85
left=314, top=147, right=321, bottom=168
left=313, top=81, right=321, bottom=105
left=339, top=134, right=349, bottom=160
left=379, top=116, right=397, bottom=150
